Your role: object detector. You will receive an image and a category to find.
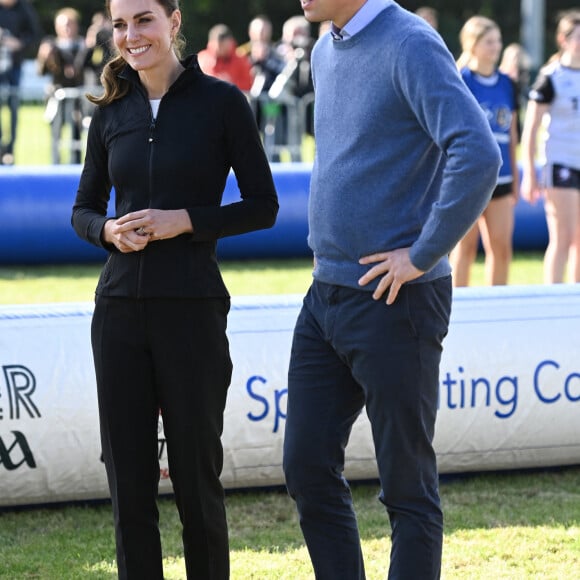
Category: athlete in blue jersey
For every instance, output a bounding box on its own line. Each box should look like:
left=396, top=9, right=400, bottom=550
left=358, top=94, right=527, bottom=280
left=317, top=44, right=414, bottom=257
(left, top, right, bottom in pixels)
left=450, top=16, right=519, bottom=286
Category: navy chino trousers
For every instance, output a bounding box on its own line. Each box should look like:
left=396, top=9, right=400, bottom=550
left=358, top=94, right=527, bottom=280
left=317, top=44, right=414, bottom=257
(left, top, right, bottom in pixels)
left=283, top=277, right=452, bottom=580
left=92, top=296, right=232, bottom=580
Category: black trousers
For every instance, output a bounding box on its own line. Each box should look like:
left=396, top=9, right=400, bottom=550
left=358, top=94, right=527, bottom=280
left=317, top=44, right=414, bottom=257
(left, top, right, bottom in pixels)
left=92, top=296, right=233, bottom=580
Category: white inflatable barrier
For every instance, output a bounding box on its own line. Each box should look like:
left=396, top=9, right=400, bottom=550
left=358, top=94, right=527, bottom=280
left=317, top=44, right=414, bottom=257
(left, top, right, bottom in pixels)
left=1, top=285, right=579, bottom=507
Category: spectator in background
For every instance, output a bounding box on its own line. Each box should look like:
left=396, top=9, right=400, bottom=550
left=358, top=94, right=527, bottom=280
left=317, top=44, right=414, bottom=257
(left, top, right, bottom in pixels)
left=237, top=15, right=271, bottom=60
left=239, top=15, right=285, bottom=98
left=499, top=42, right=532, bottom=107
left=84, top=11, right=114, bottom=86
left=415, top=6, right=438, bottom=30
left=499, top=42, right=532, bottom=142
left=266, top=15, right=315, bottom=161
left=37, top=7, right=87, bottom=164
left=197, top=24, right=253, bottom=91
left=273, top=15, right=314, bottom=99
left=521, top=10, right=580, bottom=284
left=450, top=16, right=519, bottom=286
left=237, top=14, right=285, bottom=142
left=0, top=0, right=41, bottom=165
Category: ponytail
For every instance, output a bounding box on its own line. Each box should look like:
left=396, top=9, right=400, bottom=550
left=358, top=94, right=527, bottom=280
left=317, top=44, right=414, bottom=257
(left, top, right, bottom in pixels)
left=86, top=55, right=129, bottom=106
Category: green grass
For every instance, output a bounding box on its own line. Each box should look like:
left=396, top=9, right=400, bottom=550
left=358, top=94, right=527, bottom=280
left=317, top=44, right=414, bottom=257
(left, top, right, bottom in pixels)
left=2, top=103, right=52, bottom=166
left=0, top=259, right=314, bottom=305
left=0, top=468, right=578, bottom=579
left=0, top=252, right=546, bottom=305
left=4, top=102, right=94, bottom=166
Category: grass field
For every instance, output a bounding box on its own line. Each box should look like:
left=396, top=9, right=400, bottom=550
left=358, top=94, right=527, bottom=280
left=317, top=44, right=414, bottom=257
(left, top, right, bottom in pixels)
left=0, top=252, right=547, bottom=305
left=2, top=107, right=579, bottom=579
left=2, top=103, right=53, bottom=166
left=0, top=465, right=579, bottom=579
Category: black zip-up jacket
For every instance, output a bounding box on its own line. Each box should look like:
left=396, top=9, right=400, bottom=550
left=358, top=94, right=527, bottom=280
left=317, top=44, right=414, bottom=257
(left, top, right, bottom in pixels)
left=72, top=55, right=278, bottom=298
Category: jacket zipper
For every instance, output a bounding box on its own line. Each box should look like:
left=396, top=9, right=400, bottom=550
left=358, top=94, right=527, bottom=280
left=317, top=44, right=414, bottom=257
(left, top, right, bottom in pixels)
left=136, top=99, right=157, bottom=298
left=147, top=108, right=156, bottom=205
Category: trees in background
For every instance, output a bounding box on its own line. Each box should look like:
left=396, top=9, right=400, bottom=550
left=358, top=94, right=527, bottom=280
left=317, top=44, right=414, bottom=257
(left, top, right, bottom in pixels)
left=28, top=0, right=304, bottom=55
left=399, top=0, right=571, bottom=60
left=27, top=0, right=576, bottom=69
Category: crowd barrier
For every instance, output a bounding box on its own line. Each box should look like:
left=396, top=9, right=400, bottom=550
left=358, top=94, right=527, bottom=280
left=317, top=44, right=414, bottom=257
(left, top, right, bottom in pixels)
left=40, top=90, right=314, bottom=165
left=0, top=164, right=547, bottom=265
left=250, top=93, right=315, bottom=162
left=1, top=285, right=579, bottom=507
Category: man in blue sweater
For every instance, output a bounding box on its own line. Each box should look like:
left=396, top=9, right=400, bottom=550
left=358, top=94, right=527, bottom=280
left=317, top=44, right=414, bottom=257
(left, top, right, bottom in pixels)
left=282, top=1, right=501, bottom=578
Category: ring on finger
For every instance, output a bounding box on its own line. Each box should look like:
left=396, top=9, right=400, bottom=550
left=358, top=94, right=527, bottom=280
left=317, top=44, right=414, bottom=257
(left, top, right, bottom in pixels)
left=136, top=227, right=146, bottom=236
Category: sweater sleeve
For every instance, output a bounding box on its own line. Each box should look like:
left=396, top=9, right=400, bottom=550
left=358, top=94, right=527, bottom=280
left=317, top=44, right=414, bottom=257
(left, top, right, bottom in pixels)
left=187, top=85, right=279, bottom=241
left=397, top=31, right=501, bottom=273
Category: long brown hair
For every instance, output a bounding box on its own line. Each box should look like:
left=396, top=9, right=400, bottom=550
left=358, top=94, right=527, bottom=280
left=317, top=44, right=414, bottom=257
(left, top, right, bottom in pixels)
left=87, top=0, right=186, bottom=106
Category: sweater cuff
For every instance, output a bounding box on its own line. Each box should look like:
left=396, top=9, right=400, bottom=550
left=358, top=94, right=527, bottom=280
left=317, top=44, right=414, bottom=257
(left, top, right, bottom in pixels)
left=409, top=244, right=437, bottom=273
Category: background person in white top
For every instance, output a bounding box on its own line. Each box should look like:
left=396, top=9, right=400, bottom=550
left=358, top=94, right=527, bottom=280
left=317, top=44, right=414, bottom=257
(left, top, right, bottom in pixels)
left=521, top=9, right=580, bottom=284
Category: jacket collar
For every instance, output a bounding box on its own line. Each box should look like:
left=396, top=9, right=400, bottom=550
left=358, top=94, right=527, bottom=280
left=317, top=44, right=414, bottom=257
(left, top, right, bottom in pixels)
left=118, top=54, right=201, bottom=88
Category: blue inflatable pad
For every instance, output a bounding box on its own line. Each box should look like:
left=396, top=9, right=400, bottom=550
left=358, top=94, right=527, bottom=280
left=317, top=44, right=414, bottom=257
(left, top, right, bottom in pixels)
left=0, top=164, right=547, bottom=264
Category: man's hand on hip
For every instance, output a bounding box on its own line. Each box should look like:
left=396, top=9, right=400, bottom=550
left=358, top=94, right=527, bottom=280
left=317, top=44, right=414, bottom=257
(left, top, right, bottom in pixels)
left=358, top=247, right=424, bottom=305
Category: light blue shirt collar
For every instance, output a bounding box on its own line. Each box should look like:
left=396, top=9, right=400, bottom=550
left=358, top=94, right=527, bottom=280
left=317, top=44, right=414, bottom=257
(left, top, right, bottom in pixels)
left=334, top=0, right=391, bottom=40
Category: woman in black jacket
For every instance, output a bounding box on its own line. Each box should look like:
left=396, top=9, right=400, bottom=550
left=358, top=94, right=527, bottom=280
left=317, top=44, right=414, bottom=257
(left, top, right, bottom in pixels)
left=71, top=0, right=278, bottom=577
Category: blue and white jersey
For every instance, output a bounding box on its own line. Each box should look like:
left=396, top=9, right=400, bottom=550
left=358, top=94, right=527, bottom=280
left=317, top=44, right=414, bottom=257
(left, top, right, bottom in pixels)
left=461, top=68, right=518, bottom=185
left=529, top=61, right=580, bottom=170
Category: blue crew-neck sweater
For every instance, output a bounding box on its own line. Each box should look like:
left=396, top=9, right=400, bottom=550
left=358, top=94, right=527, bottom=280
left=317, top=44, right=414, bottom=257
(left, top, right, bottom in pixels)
left=308, top=4, right=501, bottom=289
